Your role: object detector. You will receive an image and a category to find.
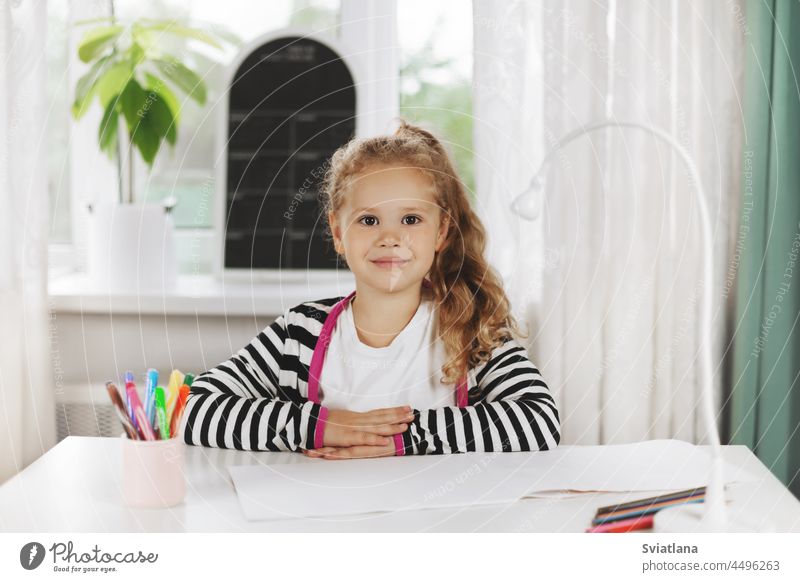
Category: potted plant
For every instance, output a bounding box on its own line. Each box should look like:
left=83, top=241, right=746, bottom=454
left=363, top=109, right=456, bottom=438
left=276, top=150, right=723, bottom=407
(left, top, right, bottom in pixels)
left=71, top=14, right=227, bottom=292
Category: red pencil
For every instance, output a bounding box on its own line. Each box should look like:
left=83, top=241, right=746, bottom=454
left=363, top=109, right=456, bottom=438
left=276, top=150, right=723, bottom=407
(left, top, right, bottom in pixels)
left=586, top=514, right=654, bottom=533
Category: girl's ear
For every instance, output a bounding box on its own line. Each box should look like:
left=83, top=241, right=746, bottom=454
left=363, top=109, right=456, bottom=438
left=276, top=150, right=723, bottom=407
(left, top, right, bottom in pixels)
left=435, top=214, right=450, bottom=253
left=328, top=211, right=345, bottom=254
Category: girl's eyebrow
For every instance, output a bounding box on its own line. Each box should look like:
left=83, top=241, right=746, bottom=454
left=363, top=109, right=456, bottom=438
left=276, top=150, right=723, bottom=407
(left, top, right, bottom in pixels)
left=353, top=206, right=430, bottom=213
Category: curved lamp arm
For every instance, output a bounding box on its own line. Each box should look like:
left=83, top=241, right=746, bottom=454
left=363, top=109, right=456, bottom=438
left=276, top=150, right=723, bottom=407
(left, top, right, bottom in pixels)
left=511, top=121, right=726, bottom=531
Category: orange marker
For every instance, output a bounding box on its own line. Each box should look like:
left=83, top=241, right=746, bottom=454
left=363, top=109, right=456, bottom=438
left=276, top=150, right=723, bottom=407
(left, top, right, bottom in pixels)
left=169, top=384, right=191, bottom=438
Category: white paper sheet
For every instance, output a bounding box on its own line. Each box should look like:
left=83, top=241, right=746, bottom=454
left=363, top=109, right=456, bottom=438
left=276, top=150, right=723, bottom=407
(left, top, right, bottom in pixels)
left=228, top=439, right=761, bottom=521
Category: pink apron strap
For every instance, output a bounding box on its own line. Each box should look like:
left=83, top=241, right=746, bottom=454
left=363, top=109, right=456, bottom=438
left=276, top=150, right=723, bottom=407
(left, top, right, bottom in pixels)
left=307, top=291, right=355, bottom=404
left=456, top=375, right=469, bottom=407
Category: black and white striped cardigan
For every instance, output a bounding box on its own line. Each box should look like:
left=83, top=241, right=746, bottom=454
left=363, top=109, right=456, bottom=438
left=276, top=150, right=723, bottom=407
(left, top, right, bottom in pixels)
left=180, top=296, right=561, bottom=455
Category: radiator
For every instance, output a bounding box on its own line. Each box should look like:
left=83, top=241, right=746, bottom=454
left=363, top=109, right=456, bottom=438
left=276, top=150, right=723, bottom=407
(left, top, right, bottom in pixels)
left=55, top=384, right=119, bottom=441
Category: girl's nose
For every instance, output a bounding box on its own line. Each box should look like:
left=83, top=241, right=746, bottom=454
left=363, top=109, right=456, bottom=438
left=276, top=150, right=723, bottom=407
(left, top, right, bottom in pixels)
left=378, top=229, right=412, bottom=246
left=378, top=231, right=401, bottom=245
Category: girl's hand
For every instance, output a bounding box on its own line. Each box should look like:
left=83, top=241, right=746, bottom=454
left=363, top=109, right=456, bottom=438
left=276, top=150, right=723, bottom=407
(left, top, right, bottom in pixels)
left=302, top=440, right=396, bottom=460
left=322, top=406, right=414, bottom=447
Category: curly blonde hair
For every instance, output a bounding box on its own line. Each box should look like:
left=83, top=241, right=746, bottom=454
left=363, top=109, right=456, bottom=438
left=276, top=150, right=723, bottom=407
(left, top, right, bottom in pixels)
left=320, top=118, right=527, bottom=385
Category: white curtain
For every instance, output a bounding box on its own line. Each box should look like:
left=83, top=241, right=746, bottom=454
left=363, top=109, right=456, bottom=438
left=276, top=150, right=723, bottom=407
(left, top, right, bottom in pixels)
left=0, top=0, right=56, bottom=483
left=473, top=0, right=744, bottom=445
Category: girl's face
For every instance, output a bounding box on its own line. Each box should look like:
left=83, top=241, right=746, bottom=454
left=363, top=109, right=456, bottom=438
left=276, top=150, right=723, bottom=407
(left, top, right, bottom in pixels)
left=328, top=164, right=450, bottom=293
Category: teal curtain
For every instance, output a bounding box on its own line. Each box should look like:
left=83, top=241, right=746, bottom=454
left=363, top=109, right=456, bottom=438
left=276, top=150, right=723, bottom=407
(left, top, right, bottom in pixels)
left=727, top=0, right=800, bottom=499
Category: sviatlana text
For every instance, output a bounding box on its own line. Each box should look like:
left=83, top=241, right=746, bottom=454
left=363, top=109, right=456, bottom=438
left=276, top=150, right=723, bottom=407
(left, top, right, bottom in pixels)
left=642, top=543, right=699, bottom=554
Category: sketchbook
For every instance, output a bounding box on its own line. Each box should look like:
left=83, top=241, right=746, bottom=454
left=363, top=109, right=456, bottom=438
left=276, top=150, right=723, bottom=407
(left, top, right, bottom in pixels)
left=228, top=439, right=760, bottom=521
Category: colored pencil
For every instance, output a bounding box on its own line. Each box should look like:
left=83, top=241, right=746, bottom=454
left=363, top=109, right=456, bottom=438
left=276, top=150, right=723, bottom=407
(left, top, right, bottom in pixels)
left=586, top=514, right=655, bottom=533
left=596, top=486, right=706, bottom=515
left=592, top=494, right=705, bottom=525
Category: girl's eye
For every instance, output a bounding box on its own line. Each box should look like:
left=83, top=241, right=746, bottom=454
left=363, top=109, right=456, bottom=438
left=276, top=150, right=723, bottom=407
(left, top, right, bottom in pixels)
left=357, top=215, right=422, bottom=226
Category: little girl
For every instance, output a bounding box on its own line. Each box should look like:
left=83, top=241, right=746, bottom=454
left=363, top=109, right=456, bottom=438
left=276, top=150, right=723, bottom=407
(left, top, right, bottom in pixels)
left=181, top=119, right=560, bottom=459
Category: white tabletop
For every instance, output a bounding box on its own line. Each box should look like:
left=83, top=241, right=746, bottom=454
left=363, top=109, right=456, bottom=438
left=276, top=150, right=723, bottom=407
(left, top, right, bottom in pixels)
left=1, top=436, right=798, bottom=532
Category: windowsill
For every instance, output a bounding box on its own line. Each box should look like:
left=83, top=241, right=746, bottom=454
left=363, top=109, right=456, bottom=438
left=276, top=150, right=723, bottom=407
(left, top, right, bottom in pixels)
left=48, top=270, right=356, bottom=316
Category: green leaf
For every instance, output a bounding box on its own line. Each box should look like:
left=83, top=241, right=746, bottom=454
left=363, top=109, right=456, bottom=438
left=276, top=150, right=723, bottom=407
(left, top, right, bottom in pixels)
left=119, top=78, right=147, bottom=132
left=130, top=25, right=157, bottom=55
left=77, top=25, right=124, bottom=63
left=130, top=124, right=161, bottom=166
left=119, top=80, right=154, bottom=163
left=119, top=79, right=176, bottom=166
left=128, top=42, right=146, bottom=66
left=95, top=62, right=133, bottom=109
left=145, top=90, right=177, bottom=147
left=153, top=58, right=206, bottom=105
left=71, top=55, right=112, bottom=119
left=144, top=72, right=181, bottom=123
left=98, top=100, right=119, bottom=158
left=138, top=20, right=223, bottom=49
left=72, top=17, right=116, bottom=27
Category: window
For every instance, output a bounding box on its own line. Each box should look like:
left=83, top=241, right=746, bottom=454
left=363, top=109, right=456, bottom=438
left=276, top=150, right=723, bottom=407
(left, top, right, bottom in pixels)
left=398, top=0, right=474, bottom=201
left=51, top=0, right=474, bottom=274
left=52, top=0, right=341, bottom=274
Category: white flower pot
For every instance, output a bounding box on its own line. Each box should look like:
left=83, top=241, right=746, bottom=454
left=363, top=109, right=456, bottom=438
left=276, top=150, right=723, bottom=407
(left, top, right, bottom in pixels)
left=86, top=201, right=177, bottom=293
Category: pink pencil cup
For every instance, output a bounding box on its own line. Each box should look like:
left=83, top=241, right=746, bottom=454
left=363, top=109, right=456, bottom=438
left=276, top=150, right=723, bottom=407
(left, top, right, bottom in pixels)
left=120, top=432, right=186, bottom=508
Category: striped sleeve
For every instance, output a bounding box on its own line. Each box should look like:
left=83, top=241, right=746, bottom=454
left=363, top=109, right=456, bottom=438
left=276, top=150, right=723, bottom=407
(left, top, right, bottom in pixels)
left=395, top=338, right=560, bottom=455
left=179, top=310, right=329, bottom=452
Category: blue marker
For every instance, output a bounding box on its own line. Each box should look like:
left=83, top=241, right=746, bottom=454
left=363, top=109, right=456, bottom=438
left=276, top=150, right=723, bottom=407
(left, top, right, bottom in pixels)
left=145, top=368, right=158, bottom=429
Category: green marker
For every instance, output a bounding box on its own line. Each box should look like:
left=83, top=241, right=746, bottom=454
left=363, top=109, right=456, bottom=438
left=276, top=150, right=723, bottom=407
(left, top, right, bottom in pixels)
left=155, top=386, right=169, bottom=440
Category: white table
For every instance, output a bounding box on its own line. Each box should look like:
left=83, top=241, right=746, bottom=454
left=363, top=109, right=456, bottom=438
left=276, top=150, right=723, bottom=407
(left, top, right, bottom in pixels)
left=1, top=436, right=798, bottom=532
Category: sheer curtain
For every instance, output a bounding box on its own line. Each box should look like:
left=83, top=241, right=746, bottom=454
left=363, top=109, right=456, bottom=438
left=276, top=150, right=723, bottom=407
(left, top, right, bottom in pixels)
left=473, top=0, right=745, bottom=445
left=0, top=0, right=56, bottom=483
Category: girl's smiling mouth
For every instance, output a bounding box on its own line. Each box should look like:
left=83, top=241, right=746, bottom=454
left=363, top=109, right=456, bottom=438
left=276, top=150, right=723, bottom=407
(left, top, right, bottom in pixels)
left=370, top=257, right=410, bottom=268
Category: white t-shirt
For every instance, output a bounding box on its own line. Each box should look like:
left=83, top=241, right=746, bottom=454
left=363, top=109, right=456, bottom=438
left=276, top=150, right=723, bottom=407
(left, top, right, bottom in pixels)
left=319, top=289, right=458, bottom=412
